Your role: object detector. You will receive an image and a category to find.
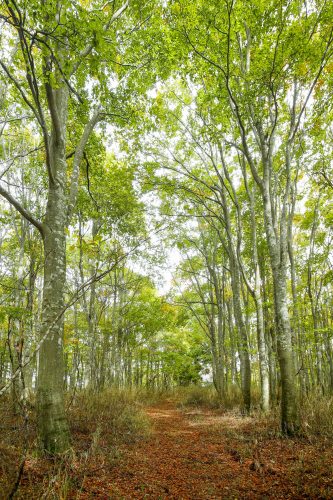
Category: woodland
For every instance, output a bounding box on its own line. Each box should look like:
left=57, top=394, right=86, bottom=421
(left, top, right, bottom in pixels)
left=0, top=0, right=332, bottom=498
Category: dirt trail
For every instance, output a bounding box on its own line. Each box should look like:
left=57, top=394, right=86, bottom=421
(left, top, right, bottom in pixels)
left=79, top=401, right=333, bottom=499
left=107, top=402, right=236, bottom=499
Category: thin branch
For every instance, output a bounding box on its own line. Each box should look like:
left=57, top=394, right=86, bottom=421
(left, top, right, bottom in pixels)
left=0, top=61, right=42, bottom=127
left=71, top=0, right=129, bottom=75
left=84, top=152, right=100, bottom=210
left=291, top=26, right=333, bottom=142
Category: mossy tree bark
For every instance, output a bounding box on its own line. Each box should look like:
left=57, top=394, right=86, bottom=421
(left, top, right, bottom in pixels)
left=36, top=87, right=70, bottom=453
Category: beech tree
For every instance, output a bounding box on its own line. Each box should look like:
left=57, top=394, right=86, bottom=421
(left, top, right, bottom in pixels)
left=0, top=0, right=159, bottom=453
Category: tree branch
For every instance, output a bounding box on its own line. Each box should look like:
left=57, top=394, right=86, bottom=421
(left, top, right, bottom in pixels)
left=0, top=60, right=42, bottom=127
left=0, top=184, right=44, bottom=237
left=67, top=107, right=101, bottom=222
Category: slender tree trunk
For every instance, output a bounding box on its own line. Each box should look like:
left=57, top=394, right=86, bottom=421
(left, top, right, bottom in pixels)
left=307, top=200, right=323, bottom=391
left=230, top=259, right=251, bottom=412
left=209, top=257, right=225, bottom=401
left=211, top=340, right=224, bottom=400
left=245, top=182, right=270, bottom=411
left=216, top=174, right=251, bottom=412
left=259, top=167, right=297, bottom=433
left=255, top=291, right=270, bottom=411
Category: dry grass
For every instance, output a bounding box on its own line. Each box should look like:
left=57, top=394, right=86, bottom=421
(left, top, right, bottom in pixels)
left=0, top=389, right=151, bottom=499
left=1, top=386, right=332, bottom=498
left=176, top=385, right=333, bottom=440
left=174, top=385, right=222, bottom=409
left=176, top=384, right=262, bottom=412
left=299, top=393, right=333, bottom=439
left=69, top=388, right=151, bottom=445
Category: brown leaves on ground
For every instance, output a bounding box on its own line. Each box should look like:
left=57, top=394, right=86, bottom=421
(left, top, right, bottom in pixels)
left=81, top=402, right=333, bottom=499
left=1, top=400, right=333, bottom=499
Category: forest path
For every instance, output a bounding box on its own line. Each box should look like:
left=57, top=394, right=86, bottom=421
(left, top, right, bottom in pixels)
left=78, top=401, right=323, bottom=499
left=4, top=398, right=331, bottom=498
left=106, top=401, right=236, bottom=499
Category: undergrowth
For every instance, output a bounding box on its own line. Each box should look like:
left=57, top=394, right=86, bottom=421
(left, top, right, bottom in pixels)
left=299, top=393, right=333, bottom=439
left=1, top=386, right=332, bottom=498
left=69, top=388, right=151, bottom=444
left=176, top=384, right=260, bottom=411
left=0, top=388, right=150, bottom=499
left=176, top=384, right=333, bottom=439
left=176, top=385, right=223, bottom=409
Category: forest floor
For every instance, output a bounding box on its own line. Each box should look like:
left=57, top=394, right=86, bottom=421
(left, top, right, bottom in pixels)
left=80, top=401, right=333, bottom=499
left=1, top=399, right=333, bottom=499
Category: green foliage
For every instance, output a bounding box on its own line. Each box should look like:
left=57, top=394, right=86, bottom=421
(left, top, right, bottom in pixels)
left=0, top=306, right=29, bottom=322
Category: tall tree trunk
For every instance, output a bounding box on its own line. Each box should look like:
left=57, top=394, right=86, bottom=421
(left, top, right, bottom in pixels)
left=216, top=169, right=251, bottom=412
left=36, top=88, right=70, bottom=453
left=255, top=291, right=270, bottom=412
left=241, top=178, right=270, bottom=412
left=263, top=175, right=298, bottom=433
left=307, top=200, right=323, bottom=391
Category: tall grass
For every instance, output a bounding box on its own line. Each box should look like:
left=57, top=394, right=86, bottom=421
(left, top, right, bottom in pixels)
left=0, top=388, right=151, bottom=499
left=68, top=387, right=151, bottom=446
left=174, top=384, right=333, bottom=440
left=299, top=393, right=333, bottom=439
left=175, top=384, right=261, bottom=412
